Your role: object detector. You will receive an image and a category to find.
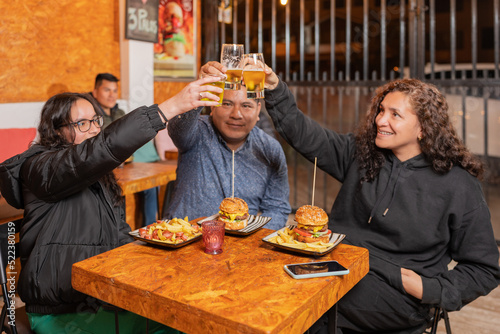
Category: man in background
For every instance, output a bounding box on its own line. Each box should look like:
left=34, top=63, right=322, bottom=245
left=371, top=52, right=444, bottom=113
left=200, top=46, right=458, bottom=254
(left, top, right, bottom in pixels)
left=92, top=73, right=125, bottom=127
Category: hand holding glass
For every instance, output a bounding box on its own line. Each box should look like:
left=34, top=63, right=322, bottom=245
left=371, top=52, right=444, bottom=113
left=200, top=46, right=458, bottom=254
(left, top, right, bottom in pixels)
left=200, top=73, right=226, bottom=107
left=220, top=44, right=244, bottom=90
left=202, top=220, right=225, bottom=254
left=242, top=53, right=266, bottom=99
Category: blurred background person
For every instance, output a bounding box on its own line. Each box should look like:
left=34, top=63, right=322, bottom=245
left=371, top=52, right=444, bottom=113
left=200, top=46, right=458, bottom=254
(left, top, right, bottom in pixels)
left=91, top=73, right=124, bottom=127
left=155, top=128, right=178, bottom=161
left=133, top=140, right=162, bottom=226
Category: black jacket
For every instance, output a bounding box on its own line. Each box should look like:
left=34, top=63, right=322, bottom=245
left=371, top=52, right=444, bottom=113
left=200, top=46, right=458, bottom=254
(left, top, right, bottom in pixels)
left=265, top=80, right=500, bottom=311
left=0, top=105, right=166, bottom=314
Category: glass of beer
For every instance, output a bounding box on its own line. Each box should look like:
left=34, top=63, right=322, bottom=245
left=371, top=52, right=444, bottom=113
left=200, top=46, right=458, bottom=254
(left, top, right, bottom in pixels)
left=201, top=73, right=226, bottom=107
left=220, top=44, right=244, bottom=90
left=242, top=53, right=266, bottom=99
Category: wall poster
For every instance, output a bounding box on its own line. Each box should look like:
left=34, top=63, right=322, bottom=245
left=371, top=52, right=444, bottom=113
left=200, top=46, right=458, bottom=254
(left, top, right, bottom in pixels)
left=154, top=0, right=197, bottom=79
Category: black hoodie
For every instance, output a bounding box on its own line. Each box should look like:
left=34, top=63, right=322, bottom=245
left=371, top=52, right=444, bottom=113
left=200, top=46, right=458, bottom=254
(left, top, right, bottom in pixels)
left=265, top=80, right=500, bottom=311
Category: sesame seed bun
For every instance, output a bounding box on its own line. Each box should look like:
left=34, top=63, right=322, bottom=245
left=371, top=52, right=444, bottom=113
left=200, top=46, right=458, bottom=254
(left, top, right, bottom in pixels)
left=219, top=197, right=248, bottom=215
left=295, top=205, right=328, bottom=226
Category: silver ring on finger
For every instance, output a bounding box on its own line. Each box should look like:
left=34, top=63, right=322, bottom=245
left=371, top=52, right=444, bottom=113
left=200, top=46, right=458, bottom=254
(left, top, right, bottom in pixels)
left=199, top=92, right=203, bottom=100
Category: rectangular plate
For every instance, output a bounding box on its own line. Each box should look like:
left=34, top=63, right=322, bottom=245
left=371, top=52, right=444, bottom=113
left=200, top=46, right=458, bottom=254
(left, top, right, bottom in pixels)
left=129, top=220, right=202, bottom=248
left=262, top=226, right=346, bottom=256
left=198, top=214, right=272, bottom=236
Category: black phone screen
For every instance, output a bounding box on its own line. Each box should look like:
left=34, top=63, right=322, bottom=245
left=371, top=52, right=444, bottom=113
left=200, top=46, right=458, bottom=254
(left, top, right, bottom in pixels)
left=286, top=261, right=348, bottom=275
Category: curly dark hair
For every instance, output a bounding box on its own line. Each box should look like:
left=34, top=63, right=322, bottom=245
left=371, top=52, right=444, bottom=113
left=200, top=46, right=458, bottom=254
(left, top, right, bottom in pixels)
left=36, top=92, right=123, bottom=205
left=355, top=79, right=484, bottom=183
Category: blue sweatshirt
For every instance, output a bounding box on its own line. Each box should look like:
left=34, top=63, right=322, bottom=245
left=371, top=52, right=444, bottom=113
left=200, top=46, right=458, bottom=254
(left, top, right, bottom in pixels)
left=164, top=108, right=291, bottom=230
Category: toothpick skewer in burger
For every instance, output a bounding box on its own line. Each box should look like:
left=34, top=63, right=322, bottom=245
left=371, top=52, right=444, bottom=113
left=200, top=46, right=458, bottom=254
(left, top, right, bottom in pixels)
left=294, top=205, right=332, bottom=243
left=218, top=197, right=249, bottom=230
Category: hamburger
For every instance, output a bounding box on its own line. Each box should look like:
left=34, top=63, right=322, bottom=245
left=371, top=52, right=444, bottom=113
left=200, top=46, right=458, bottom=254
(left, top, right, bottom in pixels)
left=294, top=205, right=332, bottom=243
left=218, top=197, right=249, bottom=230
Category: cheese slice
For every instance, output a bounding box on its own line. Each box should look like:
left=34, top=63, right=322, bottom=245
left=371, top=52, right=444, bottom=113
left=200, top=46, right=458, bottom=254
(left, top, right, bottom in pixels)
left=219, top=211, right=245, bottom=221
left=297, top=223, right=323, bottom=232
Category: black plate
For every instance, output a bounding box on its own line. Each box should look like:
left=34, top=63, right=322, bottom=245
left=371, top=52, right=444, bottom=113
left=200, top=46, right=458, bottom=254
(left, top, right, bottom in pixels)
left=262, top=226, right=346, bottom=256
left=198, top=214, right=272, bottom=236
left=129, top=221, right=202, bottom=248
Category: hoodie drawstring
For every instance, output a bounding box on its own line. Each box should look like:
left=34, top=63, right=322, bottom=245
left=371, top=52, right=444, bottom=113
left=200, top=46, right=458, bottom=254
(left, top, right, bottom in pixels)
left=368, top=161, right=402, bottom=223
left=382, top=168, right=402, bottom=217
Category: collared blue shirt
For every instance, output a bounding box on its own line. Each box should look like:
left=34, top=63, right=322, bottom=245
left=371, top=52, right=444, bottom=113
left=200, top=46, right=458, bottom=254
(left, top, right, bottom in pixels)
left=164, top=108, right=291, bottom=230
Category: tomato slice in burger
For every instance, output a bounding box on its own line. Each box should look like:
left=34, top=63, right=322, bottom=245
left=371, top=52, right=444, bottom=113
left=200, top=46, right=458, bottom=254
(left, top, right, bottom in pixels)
left=294, top=228, right=312, bottom=237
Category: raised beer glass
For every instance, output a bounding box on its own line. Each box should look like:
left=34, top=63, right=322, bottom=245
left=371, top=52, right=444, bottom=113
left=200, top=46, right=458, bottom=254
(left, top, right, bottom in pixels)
left=242, top=53, right=266, bottom=99
left=220, top=44, right=244, bottom=90
left=200, top=72, right=226, bottom=107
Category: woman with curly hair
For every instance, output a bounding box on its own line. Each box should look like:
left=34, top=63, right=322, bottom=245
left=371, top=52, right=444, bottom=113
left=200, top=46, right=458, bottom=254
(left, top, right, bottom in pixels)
left=0, top=76, right=224, bottom=334
left=355, top=79, right=484, bottom=184
left=201, top=62, right=500, bottom=334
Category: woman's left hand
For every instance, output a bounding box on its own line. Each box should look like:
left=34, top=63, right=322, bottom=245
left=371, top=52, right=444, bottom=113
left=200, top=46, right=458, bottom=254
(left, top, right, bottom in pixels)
left=401, top=267, right=423, bottom=300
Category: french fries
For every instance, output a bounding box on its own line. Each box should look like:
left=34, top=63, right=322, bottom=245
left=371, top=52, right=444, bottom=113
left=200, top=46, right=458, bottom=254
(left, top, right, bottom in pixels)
left=268, top=227, right=334, bottom=252
left=139, top=217, right=202, bottom=244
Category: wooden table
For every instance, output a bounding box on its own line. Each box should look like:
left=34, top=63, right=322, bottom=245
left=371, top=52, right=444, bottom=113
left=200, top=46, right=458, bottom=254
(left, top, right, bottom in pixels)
left=72, top=228, right=369, bottom=334
left=0, top=196, right=23, bottom=225
left=113, top=161, right=177, bottom=230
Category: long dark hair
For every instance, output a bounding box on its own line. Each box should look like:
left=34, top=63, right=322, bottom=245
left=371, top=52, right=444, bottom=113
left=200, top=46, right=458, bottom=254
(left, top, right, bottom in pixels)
left=36, top=92, right=123, bottom=205
left=355, top=79, right=484, bottom=183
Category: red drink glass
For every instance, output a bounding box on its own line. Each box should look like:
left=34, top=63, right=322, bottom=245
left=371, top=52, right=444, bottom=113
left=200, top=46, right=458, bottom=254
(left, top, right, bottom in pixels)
left=202, top=220, right=225, bottom=254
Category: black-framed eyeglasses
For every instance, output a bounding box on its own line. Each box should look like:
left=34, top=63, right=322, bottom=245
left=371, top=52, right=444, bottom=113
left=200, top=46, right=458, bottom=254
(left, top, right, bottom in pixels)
left=62, top=115, right=104, bottom=132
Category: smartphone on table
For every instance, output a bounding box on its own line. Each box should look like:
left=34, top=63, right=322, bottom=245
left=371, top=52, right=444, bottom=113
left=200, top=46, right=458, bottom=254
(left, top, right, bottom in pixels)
left=284, top=260, right=349, bottom=279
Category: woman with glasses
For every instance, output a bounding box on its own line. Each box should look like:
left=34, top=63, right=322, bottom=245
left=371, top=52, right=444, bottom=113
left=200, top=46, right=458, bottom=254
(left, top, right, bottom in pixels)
left=0, top=76, right=224, bottom=334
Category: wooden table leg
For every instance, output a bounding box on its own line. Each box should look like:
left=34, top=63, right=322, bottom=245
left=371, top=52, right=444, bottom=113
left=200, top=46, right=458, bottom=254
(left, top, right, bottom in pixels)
left=124, top=194, right=137, bottom=231
left=158, top=185, right=166, bottom=218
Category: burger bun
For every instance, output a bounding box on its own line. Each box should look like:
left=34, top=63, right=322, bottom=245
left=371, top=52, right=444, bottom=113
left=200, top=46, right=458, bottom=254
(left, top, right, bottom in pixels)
left=219, top=197, right=248, bottom=214
left=295, top=233, right=330, bottom=244
left=295, top=205, right=328, bottom=226
left=218, top=215, right=248, bottom=230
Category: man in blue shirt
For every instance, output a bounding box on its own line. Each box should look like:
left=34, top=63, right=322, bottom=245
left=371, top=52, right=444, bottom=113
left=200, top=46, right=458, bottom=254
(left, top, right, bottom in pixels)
left=163, top=87, right=291, bottom=230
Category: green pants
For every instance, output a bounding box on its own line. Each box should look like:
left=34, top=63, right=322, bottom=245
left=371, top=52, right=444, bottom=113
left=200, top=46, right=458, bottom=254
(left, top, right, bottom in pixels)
left=28, top=307, right=180, bottom=334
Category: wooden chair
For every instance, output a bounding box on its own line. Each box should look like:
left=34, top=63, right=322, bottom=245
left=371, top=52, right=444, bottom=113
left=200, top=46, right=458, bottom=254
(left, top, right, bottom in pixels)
left=164, top=150, right=178, bottom=161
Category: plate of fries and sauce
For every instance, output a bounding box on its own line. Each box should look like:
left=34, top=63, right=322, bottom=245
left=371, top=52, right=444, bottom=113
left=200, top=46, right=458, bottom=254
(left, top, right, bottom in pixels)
left=198, top=214, right=272, bottom=236
left=129, top=218, right=203, bottom=248
left=262, top=225, right=346, bottom=256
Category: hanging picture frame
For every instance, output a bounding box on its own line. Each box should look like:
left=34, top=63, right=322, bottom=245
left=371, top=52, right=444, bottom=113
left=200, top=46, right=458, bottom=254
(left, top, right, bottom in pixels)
left=218, top=0, right=232, bottom=24
left=125, top=0, right=159, bottom=43
left=154, top=0, right=197, bottom=79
